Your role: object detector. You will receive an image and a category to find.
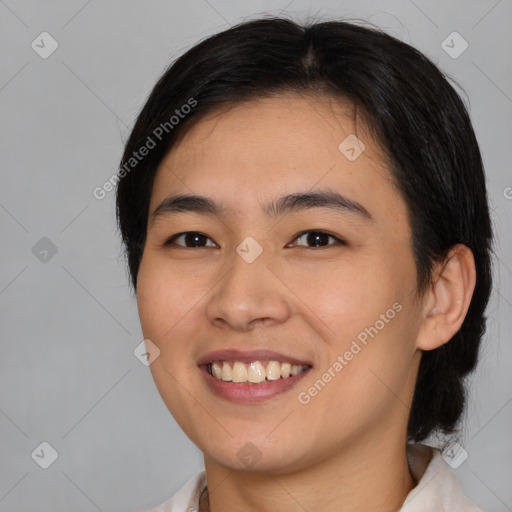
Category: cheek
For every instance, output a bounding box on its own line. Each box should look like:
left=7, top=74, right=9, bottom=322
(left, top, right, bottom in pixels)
left=292, top=251, right=417, bottom=393
left=136, top=257, right=204, bottom=433
left=285, top=254, right=400, bottom=340
left=298, top=304, right=418, bottom=442
left=136, top=255, right=203, bottom=340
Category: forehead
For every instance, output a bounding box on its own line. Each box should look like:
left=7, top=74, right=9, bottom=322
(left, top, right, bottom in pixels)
left=150, top=93, right=405, bottom=227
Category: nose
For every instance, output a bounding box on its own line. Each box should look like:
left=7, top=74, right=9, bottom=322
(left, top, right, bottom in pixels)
left=205, top=248, right=291, bottom=332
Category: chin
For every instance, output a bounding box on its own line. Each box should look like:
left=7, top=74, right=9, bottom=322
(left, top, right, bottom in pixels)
left=199, top=433, right=315, bottom=475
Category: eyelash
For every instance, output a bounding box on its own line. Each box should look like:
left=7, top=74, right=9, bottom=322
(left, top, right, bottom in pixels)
left=163, top=230, right=346, bottom=249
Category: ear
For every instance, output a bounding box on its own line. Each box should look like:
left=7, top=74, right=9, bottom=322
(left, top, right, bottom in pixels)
left=416, top=244, right=476, bottom=351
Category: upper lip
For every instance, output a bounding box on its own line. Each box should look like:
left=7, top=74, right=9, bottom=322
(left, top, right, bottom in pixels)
left=197, top=349, right=313, bottom=367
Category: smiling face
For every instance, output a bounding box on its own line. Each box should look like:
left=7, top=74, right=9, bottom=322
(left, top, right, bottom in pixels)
left=136, top=93, right=425, bottom=474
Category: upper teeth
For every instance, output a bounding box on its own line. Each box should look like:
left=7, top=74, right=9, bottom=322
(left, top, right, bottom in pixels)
left=210, top=361, right=309, bottom=383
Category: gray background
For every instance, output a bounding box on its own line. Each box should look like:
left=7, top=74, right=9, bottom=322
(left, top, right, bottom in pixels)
left=0, top=0, right=511, bottom=511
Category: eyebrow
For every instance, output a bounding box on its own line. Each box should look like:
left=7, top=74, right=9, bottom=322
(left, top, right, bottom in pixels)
left=150, top=189, right=373, bottom=224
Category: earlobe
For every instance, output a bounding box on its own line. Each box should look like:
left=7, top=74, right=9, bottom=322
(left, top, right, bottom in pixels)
left=416, top=244, right=476, bottom=351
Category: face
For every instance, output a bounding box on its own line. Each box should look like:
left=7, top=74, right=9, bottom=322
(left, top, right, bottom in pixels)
left=136, top=94, right=424, bottom=473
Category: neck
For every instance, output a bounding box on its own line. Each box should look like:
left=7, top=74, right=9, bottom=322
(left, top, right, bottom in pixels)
left=202, top=435, right=416, bottom=512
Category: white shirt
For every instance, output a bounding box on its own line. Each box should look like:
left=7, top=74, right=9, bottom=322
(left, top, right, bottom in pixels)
left=145, top=444, right=483, bottom=512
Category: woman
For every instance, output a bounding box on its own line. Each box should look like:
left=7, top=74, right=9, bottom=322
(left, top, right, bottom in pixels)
left=116, top=17, right=492, bottom=512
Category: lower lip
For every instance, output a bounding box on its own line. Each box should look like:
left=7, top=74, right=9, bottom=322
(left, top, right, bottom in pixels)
left=199, top=365, right=311, bottom=403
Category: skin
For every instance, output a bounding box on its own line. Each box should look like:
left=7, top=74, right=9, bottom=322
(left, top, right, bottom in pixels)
left=136, top=93, right=476, bottom=512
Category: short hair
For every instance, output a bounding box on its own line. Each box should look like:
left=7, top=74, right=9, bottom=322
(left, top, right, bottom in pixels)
left=116, top=17, right=493, bottom=442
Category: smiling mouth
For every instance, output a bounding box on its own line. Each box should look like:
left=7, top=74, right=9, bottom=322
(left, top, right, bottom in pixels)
left=206, top=360, right=311, bottom=384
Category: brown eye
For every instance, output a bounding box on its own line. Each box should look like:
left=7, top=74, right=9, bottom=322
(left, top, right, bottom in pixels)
left=291, top=230, right=345, bottom=248
left=165, top=232, right=217, bottom=248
